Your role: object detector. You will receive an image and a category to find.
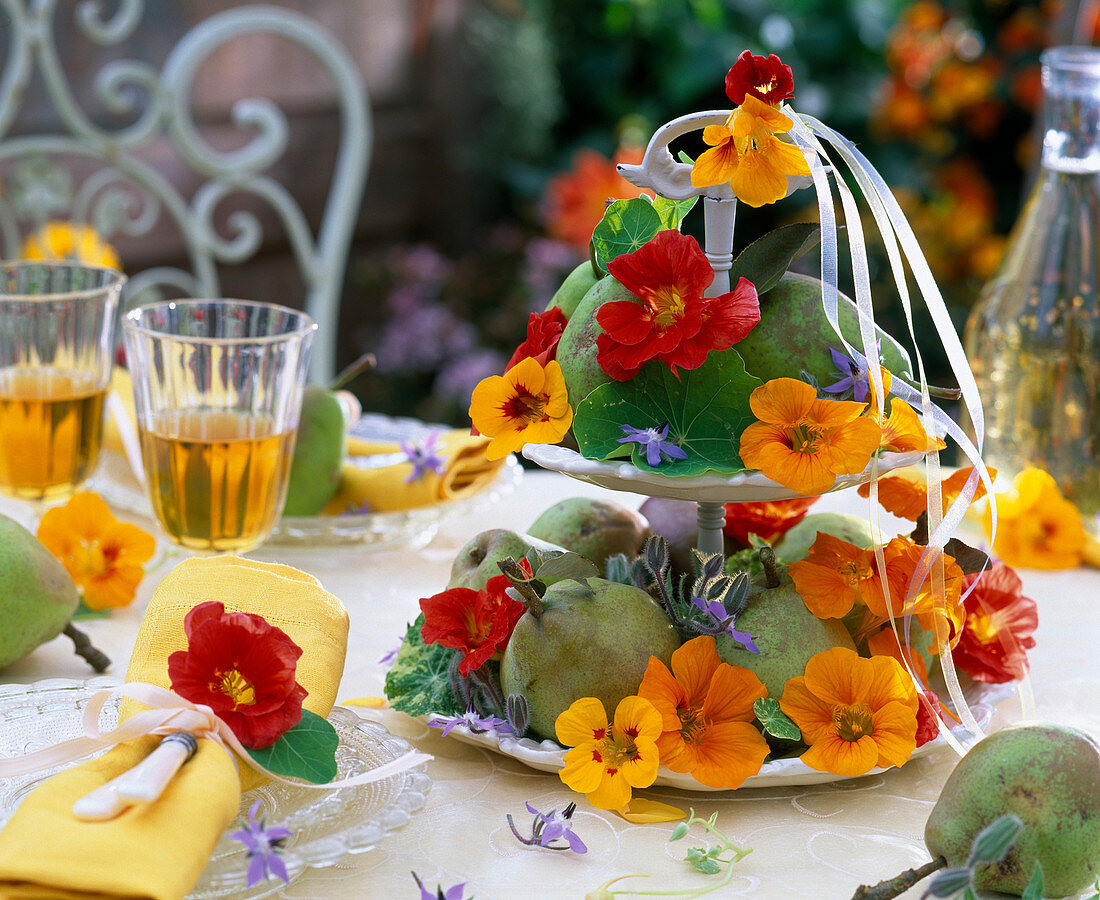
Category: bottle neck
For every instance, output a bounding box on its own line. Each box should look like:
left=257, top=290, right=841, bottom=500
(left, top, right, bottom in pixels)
left=1040, top=47, right=1100, bottom=173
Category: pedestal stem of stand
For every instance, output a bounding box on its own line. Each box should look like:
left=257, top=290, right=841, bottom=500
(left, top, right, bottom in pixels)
left=696, top=500, right=726, bottom=556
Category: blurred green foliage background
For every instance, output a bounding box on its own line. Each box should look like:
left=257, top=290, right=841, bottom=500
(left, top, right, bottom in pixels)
left=350, top=0, right=1064, bottom=426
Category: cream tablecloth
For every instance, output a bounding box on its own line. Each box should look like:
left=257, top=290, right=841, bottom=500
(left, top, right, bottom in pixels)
left=2, top=471, right=1098, bottom=900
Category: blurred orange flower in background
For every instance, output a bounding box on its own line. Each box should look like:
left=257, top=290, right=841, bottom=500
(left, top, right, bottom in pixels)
left=981, top=467, right=1086, bottom=569
left=21, top=221, right=121, bottom=270
left=544, top=145, right=647, bottom=250
left=37, top=491, right=155, bottom=610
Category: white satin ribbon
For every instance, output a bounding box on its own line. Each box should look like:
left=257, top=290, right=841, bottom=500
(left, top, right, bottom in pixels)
left=0, top=683, right=431, bottom=789
left=782, top=107, right=1033, bottom=751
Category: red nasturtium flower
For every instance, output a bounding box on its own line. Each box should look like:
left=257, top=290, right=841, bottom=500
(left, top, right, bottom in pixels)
left=722, top=496, right=819, bottom=545
left=167, top=601, right=308, bottom=750
left=505, top=307, right=568, bottom=372
left=954, top=562, right=1038, bottom=684
left=420, top=572, right=525, bottom=676
left=596, top=229, right=759, bottom=381
left=725, top=49, right=795, bottom=106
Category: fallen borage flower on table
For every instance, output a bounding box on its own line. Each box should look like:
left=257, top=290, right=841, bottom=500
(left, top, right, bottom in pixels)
left=229, top=799, right=292, bottom=888
left=507, top=800, right=587, bottom=854
left=36, top=491, right=156, bottom=611
left=412, top=871, right=469, bottom=900
left=427, top=706, right=514, bottom=739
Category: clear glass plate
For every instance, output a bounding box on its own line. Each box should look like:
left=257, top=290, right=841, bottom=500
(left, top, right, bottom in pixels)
left=0, top=678, right=432, bottom=898
left=89, top=413, right=523, bottom=549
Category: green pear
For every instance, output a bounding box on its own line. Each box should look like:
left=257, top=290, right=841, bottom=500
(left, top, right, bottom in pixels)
left=283, top=385, right=352, bottom=517
left=715, top=562, right=856, bottom=698
left=447, top=529, right=563, bottom=591
left=501, top=577, right=679, bottom=741
left=546, top=261, right=600, bottom=320
left=925, top=723, right=1100, bottom=897
left=0, top=514, right=80, bottom=669
left=528, top=497, right=651, bottom=571
left=554, top=275, right=634, bottom=406
left=733, top=272, right=913, bottom=386
left=773, top=512, right=875, bottom=563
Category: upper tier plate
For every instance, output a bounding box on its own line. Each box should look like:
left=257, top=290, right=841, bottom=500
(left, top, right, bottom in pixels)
left=523, top=444, right=924, bottom=503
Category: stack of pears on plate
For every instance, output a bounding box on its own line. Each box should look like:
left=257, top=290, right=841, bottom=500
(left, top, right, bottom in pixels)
left=386, top=494, right=974, bottom=772
left=518, top=196, right=917, bottom=486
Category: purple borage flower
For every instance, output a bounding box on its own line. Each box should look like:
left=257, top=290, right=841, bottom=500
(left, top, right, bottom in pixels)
left=427, top=706, right=515, bottom=738
left=617, top=422, right=689, bottom=467
left=401, top=431, right=448, bottom=483
left=229, top=800, right=293, bottom=888
left=507, top=801, right=587, bottom=853
left=412, top=871, right=468, bottom=900
left=691, top=596, right=760, bottom=654
left=821, top=342, right=882, bottom=403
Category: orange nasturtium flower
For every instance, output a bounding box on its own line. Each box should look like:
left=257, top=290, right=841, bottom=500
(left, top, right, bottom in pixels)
left=857, top=465, right=995, bottom=521
left=878, top=537, right=965, bottom=652
left=468, top=357, right=573, bottom=461
left=555, top=695, right=663, bottom=810
left=636, top=636, right=769, bottom=790
left=981, top=467, right=1086, bottom=570
left=789, top=533, right=885, bottom=620
left=21, top=221, right=122, bottom=270
left=863, top=366, right=944, bottom=454
left=544, top=145, right=647, bottom=251
left=36, top=491, right=156, bottom=610
left=780, top=646, right=919, bottom=777
left=738, top=378, right=882, bottom=496
left=691, top=94, right=811, bottom=208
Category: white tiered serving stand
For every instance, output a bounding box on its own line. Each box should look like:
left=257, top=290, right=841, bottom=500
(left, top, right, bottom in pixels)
left=523, top=110, right=923, bottom=553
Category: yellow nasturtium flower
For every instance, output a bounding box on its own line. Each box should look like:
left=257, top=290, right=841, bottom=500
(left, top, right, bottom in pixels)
left=21, top=221, right=122, bottom=270
left=691, top=95, right=811, bottom=208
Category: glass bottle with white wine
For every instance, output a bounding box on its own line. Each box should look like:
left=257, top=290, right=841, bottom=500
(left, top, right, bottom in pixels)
left=964, top=46, right=1100, bottom=529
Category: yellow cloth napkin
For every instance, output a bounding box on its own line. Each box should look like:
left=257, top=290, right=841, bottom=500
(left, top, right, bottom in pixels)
left=323, top=431, right=504, bottom=514
left=0, top=556, right=350, bottom=900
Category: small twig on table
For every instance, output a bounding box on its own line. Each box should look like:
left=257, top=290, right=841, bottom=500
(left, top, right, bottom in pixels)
left=63, top=622, right=111, bottom=672
left=849, top=856, right=947, bottom=900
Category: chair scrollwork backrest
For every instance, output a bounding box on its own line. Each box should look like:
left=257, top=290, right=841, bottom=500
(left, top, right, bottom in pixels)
left=0, top=0, right=372, bottom=384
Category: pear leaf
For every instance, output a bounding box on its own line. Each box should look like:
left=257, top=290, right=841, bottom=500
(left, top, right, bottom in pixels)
left=653, top=194, right=698, bottom=230
left=245, top=709, right=339, bottom=784
left=753, top=698, right=801, bottom=741
left=730, top=222, right=821, bottom=295
left=535, top=551, right=599, bottom=583
left=573, top=350, right=762, bottom=476
left=591, top=198, right=663, bottom=271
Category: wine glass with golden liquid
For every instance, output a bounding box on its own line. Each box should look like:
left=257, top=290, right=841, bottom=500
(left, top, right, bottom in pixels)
left=0, top=261, right=126, bottom=505
left=121, top=299, right=315, bottom=553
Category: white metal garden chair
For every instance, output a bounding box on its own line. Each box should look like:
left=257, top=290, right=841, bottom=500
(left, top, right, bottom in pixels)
left=0, top=0, right=371, bottom=384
